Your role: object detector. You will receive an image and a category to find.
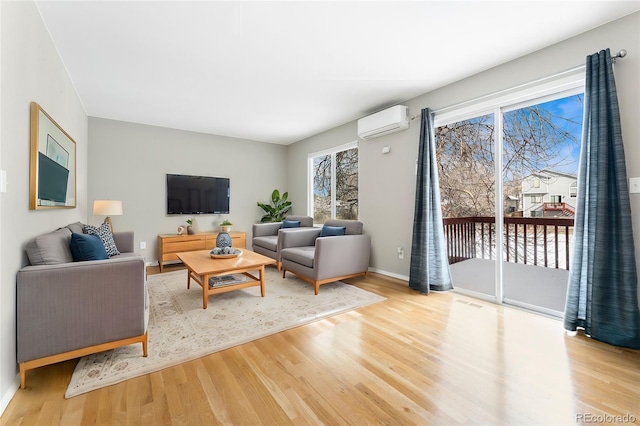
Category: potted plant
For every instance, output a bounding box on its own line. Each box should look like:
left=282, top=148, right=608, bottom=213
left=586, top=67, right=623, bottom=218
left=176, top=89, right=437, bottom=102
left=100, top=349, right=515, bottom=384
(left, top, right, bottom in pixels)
left=186, top=219, right=193, bottom=234
left=220, top=219, right=233, bottom=232
left=257, top=189, right=292, bottom=222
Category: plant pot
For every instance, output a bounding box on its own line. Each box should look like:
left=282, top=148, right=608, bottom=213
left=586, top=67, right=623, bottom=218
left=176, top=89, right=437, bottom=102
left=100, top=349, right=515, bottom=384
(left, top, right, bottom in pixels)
left=221, top=226, right=232, bottom=232
left=187, top=226, right=194, bottom=235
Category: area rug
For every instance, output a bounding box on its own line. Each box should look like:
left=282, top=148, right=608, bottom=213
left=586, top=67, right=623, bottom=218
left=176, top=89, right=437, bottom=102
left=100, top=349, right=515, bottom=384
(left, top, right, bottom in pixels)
left=65, top=268, right=385, bottom=398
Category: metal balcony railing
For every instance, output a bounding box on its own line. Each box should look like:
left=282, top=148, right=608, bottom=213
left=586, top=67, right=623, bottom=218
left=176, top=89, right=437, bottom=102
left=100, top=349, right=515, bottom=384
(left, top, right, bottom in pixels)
left=443, top=216, right=575, bottom=270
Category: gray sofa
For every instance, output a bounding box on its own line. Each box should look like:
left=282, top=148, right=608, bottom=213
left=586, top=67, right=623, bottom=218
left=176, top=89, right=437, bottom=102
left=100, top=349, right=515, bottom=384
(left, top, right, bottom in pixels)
left=16, top=222, right=148, bottom=389
left=252, top=215, right=314, bottom=270
left=280, top=219, right=371, bottom=294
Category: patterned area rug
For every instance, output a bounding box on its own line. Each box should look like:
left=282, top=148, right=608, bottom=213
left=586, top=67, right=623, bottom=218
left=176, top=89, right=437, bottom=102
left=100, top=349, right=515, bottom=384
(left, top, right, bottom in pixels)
left=65, top=268, right=385, bottom=398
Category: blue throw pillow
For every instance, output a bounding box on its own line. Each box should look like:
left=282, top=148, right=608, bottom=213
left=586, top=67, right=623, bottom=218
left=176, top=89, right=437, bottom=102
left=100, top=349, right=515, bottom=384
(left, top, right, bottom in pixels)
left=320, top=225, right=346, bottom=237
left=70, top=232, right=109, bottom=261
left=282, top=220, right=301, bottom=228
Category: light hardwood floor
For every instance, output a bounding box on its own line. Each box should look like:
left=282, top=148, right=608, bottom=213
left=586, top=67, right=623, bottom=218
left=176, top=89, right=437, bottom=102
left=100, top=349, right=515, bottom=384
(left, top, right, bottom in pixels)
left=3, top=265, right=639, bottom=425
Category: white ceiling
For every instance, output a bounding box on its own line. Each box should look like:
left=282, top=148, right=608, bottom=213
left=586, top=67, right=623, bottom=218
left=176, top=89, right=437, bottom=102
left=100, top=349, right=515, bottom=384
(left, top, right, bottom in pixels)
left=35, top=1, right=640, bottom=144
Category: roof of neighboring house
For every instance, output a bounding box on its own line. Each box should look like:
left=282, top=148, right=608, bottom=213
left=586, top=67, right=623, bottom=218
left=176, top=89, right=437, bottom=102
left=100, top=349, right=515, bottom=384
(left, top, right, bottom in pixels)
left=529, top=169, right=578, bottom=180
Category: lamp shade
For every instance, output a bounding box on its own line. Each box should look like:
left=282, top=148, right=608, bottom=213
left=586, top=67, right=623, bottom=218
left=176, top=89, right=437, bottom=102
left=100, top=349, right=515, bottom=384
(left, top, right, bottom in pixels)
left=93, top=200, right=123, bottom=216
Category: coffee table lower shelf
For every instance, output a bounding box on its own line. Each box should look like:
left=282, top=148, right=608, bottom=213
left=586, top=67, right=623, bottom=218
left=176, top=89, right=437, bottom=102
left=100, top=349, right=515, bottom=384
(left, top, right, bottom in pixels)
left=176, top=249, right=275, bottom=309
left=188, top=269, right=265, bottom=297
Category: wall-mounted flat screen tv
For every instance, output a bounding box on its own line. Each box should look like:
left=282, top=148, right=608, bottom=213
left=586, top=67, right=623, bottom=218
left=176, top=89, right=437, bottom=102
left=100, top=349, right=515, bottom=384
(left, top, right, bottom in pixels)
left=166, top=173, right=230, bottom=215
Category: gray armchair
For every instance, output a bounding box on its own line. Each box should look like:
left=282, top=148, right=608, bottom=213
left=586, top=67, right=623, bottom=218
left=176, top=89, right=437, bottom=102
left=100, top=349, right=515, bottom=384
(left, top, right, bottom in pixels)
left=280, top=219, right=371, bottom=294
left=252, top=215, right=313, bottom=270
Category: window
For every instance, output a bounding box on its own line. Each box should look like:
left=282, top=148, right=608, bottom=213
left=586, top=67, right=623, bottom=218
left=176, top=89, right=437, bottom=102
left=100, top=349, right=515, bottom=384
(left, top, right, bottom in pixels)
left=436, top=90, right=583, bottom=219
left=308, top=141, right=358, bottom=223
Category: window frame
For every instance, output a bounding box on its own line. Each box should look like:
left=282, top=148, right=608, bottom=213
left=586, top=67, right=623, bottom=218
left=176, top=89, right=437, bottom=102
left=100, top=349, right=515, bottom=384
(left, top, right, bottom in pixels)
left=433, top=70, right=585, bottom=304
left=307, top=140, right=359, bottom=223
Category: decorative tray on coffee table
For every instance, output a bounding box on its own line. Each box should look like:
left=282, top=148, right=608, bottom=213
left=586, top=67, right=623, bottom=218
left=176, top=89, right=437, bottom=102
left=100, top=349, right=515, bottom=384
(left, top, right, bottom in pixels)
left=209, top=248, right=243, bottom=259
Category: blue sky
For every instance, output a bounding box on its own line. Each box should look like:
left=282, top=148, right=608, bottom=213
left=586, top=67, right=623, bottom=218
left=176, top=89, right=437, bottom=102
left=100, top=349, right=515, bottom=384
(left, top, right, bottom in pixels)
left=531, top=93, right=584, bottom=175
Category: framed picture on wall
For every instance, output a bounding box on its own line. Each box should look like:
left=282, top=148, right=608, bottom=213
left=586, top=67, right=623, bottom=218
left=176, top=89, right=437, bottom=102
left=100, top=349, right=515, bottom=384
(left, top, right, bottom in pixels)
left=29, top=101, right=77, bottom=209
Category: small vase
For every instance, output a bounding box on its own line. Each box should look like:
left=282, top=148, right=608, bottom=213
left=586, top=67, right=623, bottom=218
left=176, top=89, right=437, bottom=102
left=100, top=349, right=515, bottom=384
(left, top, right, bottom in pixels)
left=216, top=231, right=232, bottom=248
left=187, top=226, right=194, bottom=235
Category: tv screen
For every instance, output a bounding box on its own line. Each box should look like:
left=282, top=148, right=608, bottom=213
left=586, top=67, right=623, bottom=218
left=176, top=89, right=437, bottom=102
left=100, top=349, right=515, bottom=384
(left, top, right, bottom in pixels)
left=166, top=174, right=230, bottom=214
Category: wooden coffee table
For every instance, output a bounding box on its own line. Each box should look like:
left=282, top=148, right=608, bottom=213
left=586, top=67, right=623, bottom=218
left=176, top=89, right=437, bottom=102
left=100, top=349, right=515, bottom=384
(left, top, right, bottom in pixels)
left=176, top=249, right=276, bottom=309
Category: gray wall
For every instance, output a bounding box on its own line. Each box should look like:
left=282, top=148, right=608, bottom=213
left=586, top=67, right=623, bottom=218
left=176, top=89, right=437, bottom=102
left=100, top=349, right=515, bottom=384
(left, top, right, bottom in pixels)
left=287, top=12, right=640, bottom=280
left=0, top=1, right=88, bottom=411
left=1, top=2, right=638, bottom=415
left=87, top=118, right=289, bottom=263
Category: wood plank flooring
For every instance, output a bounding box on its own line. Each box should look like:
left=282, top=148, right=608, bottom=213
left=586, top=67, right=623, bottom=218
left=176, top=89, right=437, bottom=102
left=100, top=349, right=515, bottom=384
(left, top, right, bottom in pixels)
left=2, top=265, right=639, bottom=425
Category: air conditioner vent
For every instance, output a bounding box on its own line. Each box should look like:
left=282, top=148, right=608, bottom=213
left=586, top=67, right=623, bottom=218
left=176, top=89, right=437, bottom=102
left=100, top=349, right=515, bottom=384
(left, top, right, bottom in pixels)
left=357, top=105, right=409, bottom=140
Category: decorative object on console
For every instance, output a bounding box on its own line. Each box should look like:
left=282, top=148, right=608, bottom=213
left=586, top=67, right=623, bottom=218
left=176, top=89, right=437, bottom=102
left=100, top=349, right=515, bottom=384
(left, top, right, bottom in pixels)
left=216, top=231, right=232, bottom=248
left=93, top=200, right=123, bottom=233
left=29, top=102, right=77, bottom=210
left=186, top=217, right=201, bottom=234
left=257, top=189, right=292, bottom=222
left=220, top=219, right=233, bottom=232
left=177, top=226, right=185, bottom=235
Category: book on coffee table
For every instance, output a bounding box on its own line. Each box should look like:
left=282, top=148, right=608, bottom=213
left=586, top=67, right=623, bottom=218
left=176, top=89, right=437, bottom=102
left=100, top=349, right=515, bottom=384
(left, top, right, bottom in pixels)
left=208, top=274, right=248, bottom=288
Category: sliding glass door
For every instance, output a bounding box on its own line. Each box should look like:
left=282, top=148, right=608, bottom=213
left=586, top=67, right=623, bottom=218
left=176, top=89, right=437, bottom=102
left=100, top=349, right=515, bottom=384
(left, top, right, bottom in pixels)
left=436, top=114, right=496, bottom=298
left=437, top=88, right=583, bottom=316
left=501, top=93, right=583, bottom=315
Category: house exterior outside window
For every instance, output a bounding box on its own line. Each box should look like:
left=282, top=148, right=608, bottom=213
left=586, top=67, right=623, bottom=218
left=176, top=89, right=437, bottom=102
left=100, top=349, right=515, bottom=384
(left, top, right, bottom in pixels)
left=521, top=169, right=577, bottom=217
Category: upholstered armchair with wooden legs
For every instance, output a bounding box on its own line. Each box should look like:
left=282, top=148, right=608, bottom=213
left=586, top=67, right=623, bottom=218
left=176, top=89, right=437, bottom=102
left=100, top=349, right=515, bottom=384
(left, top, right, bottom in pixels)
left=280, top=219, right=371, bottom=294
left=251, top=215, right=314, bottom=270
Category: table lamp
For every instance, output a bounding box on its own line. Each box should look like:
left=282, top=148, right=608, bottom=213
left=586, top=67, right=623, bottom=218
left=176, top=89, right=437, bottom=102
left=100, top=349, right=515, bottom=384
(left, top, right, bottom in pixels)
left=93, top=200, right=123, bottom=233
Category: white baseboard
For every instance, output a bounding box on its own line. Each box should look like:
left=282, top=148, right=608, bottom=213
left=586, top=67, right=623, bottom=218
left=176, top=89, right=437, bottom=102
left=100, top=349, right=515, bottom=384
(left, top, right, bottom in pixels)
left=503, top=298, right=564, bottom=319
left=367, top=267, right=409, bottom=282
left=452, top=287, right=498, bottom=303
left=0, top=374, right=19, bottom=418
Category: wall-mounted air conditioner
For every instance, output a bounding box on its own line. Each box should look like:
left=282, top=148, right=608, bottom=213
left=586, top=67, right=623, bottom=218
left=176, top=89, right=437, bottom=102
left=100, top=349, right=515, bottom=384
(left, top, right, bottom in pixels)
left=357, top=105, right=410, bottom=140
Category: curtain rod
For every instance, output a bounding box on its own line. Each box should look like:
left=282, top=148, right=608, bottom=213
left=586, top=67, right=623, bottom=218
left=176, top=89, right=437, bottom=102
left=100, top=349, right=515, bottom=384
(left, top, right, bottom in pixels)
left=613, top=49, right=628, bottom=61
left=410, top=48, right=627, bottom=120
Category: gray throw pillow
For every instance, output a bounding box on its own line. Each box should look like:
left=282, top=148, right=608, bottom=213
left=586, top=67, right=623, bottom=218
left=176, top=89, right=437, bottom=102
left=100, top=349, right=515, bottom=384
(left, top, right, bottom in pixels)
left=25, top=227, right=74, bottom=265
left=84, top=223, right=121, bottom=257
left=64, top=221, right=85, bottom=234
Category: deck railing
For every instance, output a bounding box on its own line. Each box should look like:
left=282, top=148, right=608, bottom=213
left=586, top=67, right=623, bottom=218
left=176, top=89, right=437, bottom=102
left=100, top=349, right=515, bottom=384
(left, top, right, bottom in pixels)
left=443, top=216, right=574, bottom=270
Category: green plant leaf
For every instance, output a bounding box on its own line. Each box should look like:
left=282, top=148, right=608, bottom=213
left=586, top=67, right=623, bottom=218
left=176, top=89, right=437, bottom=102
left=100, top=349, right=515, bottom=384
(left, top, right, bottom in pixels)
left=258, top=189, right=292, bottom=222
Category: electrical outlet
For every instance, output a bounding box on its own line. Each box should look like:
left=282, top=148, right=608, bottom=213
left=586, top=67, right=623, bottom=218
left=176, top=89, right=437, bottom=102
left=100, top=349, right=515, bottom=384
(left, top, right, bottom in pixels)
left=140, top=241, right=147, bottom=250
left=397, top=247, right=404, bottom=259
left=630, top=177, right=640, bottom=194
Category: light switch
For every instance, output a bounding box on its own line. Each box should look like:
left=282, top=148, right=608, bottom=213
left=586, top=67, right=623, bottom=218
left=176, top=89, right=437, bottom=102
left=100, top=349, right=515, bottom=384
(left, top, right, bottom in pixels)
left=630, top=177, right=640, bottom=194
